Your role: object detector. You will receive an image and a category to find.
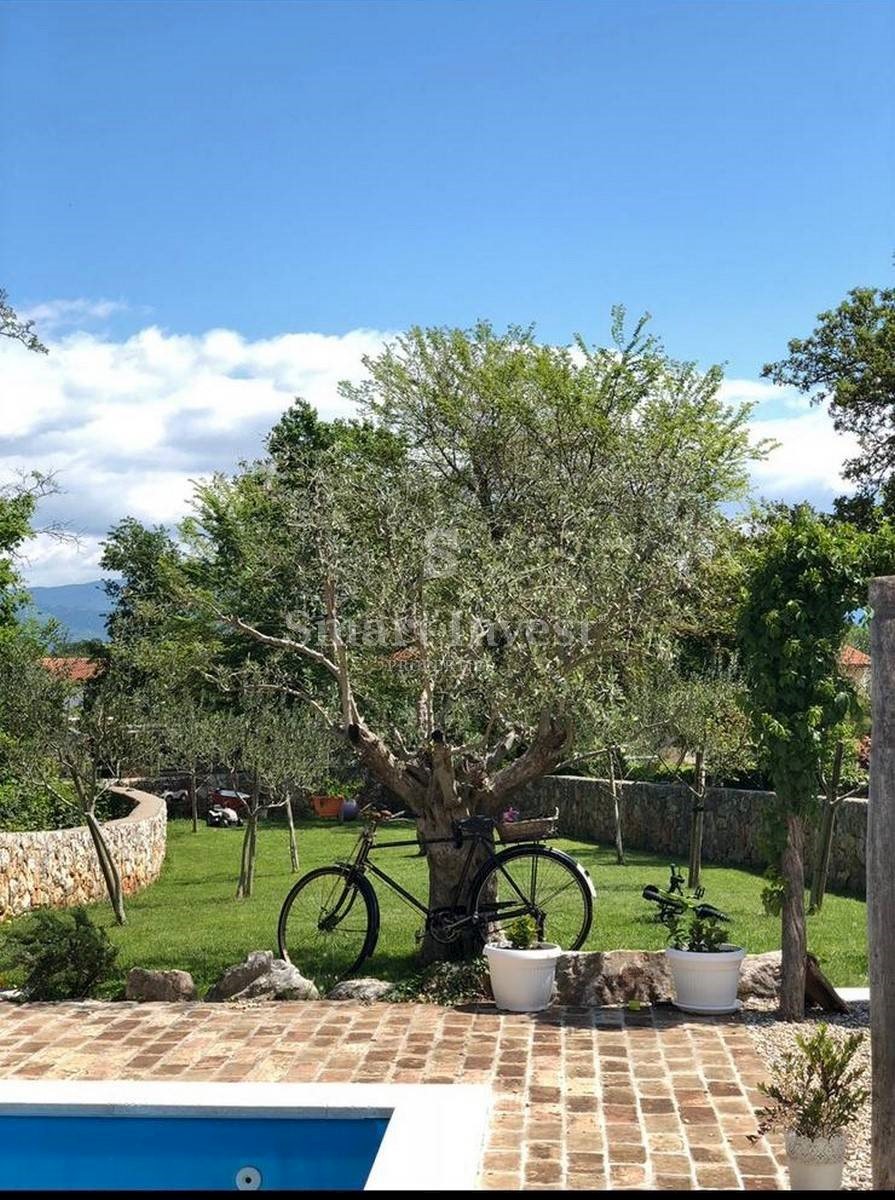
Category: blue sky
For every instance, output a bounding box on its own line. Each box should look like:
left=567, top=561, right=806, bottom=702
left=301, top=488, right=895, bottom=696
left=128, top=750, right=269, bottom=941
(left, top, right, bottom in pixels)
left=0, top=0, right=893, bottom=583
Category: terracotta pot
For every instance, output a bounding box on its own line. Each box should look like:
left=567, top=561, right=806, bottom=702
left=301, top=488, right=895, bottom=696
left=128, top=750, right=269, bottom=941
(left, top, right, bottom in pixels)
left=311, top=794, right=344, bottom=819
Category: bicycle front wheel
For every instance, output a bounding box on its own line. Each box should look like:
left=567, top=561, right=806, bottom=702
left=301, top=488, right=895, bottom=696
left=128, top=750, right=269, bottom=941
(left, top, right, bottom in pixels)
left=469, top=845, right=593, bottom=950
left=277, top=865, right=379, bottom=986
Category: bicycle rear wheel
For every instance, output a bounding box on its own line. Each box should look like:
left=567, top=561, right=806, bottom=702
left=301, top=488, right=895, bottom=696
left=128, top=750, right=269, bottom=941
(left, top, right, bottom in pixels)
left=469, top=845, right=593, bottom=950
left=277, top=865, right=379, bottom=986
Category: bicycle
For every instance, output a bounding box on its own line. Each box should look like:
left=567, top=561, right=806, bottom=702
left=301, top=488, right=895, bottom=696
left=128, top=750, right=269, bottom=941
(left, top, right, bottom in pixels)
left=277, top=806, right=595, bottom=983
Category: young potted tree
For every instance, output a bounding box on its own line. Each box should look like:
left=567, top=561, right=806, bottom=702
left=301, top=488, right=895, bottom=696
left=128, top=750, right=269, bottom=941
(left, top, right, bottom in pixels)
left=644, top=870, right=744, bottom=1013
left=753, top=1023, right=867, bottom=1190
left=484, top=916, right=561, bottom=1013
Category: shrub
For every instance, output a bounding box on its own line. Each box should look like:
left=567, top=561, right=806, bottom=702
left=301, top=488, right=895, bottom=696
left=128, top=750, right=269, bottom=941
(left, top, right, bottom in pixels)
left=506, top=915, right=539, bottom=949
left=0, top=908, right=118, bottom=1000
left=754, top=1024, right=868, bottom=1140
left=386, top=958, right=491, bottom=1005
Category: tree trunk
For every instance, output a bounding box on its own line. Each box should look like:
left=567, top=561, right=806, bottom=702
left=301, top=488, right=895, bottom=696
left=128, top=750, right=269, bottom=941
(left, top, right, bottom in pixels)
left=779, top=811, right=806, bottom=1021
left=687, top=746, right=706, bottom=889
left=415, top=805, right=493, bottom=963
left=869, top=576, right=895, bottom=1190
left=284, top=790, right=299, bottom=872
left=189, top=765, right=198, bottom=834
left=236, top=813, right=257, bottom=898
left=809, top=740, right=843, bottom=913
left=609, top=747, right=625, bottom=865
left=84, top=810, right=126, bottom=925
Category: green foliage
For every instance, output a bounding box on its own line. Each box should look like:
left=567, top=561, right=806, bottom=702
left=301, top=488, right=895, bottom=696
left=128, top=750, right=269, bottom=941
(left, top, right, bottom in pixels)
left=506, top=915, right=539, bottom=949
left=161, top=313, right=767, bottom=768
left=738, top=506, right=872, bottom=830
left=660, top=899, right=732, bottom=953
left=0, top=288, right=47, bottom=354
left=0, top=908, right=118, bottom=1000
left=386, top=957, right=491, bottom=1005
left=755, top=1024, right=868, bottom=1140
left=763, top=285, right=895, bottom=500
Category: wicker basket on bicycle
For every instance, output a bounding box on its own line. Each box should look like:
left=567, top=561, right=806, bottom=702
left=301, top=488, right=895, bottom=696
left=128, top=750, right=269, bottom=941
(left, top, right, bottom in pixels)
left=496, top=807, right=559, bottom=843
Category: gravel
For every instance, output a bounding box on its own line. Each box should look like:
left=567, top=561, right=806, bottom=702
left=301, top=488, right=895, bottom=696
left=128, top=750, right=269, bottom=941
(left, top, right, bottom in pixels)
left=742, top=1001, right=871, bottom=1191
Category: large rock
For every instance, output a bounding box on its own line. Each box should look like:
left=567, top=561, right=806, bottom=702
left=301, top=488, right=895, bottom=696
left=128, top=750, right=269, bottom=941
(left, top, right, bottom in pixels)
left=125, top=967, right=197, bottom=1002
left=326, top=978, right=393, bottom=1002
left=206, top=951, right=318, bottom=1002
left=737, top=950, right=781, bottom=999
left=555, top=948, right=785, bottom=1006
left=556, top=950, right=674, bottom=1005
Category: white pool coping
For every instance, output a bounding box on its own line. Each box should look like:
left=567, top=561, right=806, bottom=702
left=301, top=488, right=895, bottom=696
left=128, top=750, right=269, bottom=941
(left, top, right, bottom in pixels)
left=0, top=1079, right=491, bottom=1191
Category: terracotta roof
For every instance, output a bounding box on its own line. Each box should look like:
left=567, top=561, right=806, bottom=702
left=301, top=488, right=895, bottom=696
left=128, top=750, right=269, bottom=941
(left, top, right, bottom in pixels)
left=839, top=644, right=871, bottom=668
left=40, top=657, right=102, bottom=682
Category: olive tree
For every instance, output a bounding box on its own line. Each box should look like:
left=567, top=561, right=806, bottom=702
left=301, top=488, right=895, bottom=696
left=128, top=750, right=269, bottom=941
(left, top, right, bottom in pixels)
left=171, top=315, right=763, bottom=958
left=6, top=655, right=137, bottom=925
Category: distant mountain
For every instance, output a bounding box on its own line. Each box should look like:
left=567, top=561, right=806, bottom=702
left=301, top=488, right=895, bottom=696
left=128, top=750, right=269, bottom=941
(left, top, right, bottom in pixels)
left=26, top=580, right=109, bottom=642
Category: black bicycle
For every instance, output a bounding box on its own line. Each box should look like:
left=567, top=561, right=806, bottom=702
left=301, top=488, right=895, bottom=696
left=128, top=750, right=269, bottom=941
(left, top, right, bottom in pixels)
left=277, top=806, right=595, bottom=982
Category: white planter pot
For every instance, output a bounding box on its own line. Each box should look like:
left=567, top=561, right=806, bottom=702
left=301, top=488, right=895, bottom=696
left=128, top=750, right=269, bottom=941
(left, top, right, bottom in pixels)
left=666, top=945, right=745, bottom=1014
left=785, top=1130, right=845, bottom=1191
left=484, top=943, right=561, bottom=1012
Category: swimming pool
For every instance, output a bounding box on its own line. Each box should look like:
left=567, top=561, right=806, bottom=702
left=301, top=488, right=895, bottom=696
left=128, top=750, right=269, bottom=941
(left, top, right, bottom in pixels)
left=0, top=1081, right=490, bottom=1192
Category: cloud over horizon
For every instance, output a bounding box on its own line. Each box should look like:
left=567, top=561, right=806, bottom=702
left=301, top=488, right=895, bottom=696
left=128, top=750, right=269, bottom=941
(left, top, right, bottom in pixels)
left=1, top=312, right=856, bottom=587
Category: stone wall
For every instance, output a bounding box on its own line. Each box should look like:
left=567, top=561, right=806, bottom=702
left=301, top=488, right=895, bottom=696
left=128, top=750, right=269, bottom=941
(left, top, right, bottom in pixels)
left=521, top=775, right=867, bottom=895
left=0, top=786, right=167, bottom=920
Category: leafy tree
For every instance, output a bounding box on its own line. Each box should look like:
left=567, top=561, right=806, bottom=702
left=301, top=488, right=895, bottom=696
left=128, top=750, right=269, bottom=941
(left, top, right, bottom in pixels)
left=738, top=506, right=874, bottom=1019
left=168, top=314, right=764, bottom=959
left=763, top=284, right=895, bottom=504
left=0, top=288, right=46, bottom=354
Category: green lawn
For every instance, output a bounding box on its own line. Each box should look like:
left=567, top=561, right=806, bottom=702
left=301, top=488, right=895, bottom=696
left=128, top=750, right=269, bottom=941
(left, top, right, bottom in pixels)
left=60, top=819, right=869, bottom=995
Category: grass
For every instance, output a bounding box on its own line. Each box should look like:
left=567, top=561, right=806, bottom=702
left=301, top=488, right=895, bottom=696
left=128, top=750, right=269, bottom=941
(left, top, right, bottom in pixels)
left=11, top=818, right=869, bottom=995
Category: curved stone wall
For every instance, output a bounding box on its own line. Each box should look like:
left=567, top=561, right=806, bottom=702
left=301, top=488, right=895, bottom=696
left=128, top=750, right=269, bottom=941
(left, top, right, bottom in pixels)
left=0, top=786, right=167, bottom=920
left=522, top=775, right=866, bottom=895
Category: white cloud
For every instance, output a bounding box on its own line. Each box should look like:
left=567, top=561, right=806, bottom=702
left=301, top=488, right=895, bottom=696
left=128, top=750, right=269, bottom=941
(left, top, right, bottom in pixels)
left=0, top=310, right=859, bottom=587
left=19, top=298, right=131, bottom=334
left=1, top=318, right=392, bottom=585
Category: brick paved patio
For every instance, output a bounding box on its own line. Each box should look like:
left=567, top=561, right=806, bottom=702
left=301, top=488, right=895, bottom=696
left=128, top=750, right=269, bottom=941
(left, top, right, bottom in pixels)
left=0, top=1001, right=787, bottom=1190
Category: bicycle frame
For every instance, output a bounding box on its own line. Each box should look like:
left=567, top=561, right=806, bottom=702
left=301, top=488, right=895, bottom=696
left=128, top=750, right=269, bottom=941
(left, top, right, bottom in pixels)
left=342, top=825, right=495, bottom=921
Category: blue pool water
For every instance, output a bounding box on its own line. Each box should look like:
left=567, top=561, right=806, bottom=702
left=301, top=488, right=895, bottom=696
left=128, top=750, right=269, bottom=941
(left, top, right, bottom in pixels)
left=0, top=1114, right=389, bottom=1191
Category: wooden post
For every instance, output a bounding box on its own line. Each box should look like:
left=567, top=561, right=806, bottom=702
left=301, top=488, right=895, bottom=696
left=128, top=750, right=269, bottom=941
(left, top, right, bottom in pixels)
left=869, top=577, right=895, bottom=1189
left=609, top=746, right=625, bottom=865
left=687, top=746, right=706, bottom=889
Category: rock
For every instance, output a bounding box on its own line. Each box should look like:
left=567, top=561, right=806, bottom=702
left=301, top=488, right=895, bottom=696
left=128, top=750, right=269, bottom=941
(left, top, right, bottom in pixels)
left=326, top=978, right=394, bottom=1002
left=556, top=950, right=673, bottom=1006
left=206, top=950, right=274, bottom=1001
left=737, top=951, right=781, bottom=1000
left=206, top=951, right=318, bottom=1002
left=125, top=968, right=197, bottom=1002
left=556, top=948, right=789, bottom=1006
left=0, top=989, right=24, bottom=1003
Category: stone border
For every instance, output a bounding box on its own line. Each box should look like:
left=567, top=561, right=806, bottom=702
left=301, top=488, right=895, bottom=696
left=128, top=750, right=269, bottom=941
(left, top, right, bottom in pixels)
left=0, top=786, right=167, bottom=920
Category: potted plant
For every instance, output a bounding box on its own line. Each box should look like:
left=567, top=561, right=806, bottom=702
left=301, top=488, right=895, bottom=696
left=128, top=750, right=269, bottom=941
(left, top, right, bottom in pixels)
left=484, top=915, right=560, bottom=1013
left=753, top=1023, right=867, bottom=1190
left=310, top=778, right=360, bottom=820
left=644, top=868, right=744, bottom=1013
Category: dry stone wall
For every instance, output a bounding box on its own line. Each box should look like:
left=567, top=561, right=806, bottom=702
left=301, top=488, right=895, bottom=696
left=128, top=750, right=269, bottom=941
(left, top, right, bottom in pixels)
left=521, top=775, right=866, bottom=895
left=0, top=786, right=167, bottom=920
